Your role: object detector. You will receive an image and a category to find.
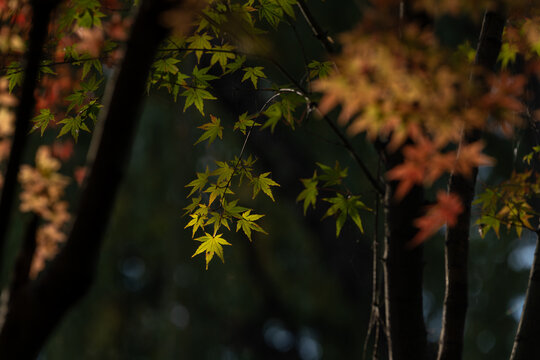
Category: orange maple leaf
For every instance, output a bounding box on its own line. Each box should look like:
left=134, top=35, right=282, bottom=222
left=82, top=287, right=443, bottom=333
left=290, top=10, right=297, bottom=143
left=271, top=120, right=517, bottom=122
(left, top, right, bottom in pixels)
left=409, top=191, right=463, bottom=248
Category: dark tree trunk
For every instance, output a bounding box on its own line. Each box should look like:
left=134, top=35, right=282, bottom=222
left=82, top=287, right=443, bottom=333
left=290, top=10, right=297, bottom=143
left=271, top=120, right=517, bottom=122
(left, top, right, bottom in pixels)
left=510, top=235, right=540, bottom=360
left=0, top=0, right=179, bottom=357
left=0, top=0, right=62, bottom=274
left=383, top=150, right=427, bottom=360
left=437, top=10, right=505, bottom=360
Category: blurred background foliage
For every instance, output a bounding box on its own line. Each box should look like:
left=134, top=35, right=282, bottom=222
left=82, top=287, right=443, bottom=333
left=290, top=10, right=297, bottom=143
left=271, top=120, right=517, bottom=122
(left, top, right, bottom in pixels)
left=7, top=1, right=532, bottom=359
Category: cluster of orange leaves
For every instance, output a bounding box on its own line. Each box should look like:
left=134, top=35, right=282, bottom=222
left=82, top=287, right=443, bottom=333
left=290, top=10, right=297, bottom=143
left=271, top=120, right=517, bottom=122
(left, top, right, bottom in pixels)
left=315, top=9, right=538, bottom=245
left=19, top=146, right=71, bottom=278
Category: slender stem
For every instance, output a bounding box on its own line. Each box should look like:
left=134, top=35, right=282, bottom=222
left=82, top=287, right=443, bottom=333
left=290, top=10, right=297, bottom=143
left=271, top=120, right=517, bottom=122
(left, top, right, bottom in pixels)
left=295, top=0, right=336, bottom=54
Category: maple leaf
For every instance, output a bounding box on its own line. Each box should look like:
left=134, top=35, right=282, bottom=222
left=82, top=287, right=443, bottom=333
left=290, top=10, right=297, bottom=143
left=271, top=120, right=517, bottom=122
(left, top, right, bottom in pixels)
left=31, top=109, right=54, bottom=136
left=236, top=210, right=267, bottom=241
left=317, top=161, right=348, bottom=187
left=185, top=213, right=207, bottom=237
left=323, top=193, right=370, bottom=237
left=194, top=115, right=223, bottom=145
left=211, top=160, right=234, bottom=184
left=261, top=102, right=282, bottom=132
left=455, top=141, right=494, bottom=177
left=206, top=211, right=231, bottom=235
left=210, top=44, right=236, bottom=72
left=204, top=183, right=234, bottom=206
left=258, top=0, right=283, bottom=28
left=234, top=112, right=260, bottom=134
left=251, top=172, right=279, bottom=201
left=191, top=66, right=219, bottom=87
left=222, top=199, right=248, bottom=219
left=181, top=87, right=217, bottom=116
left=57, top=116, right=90, bottom=142
left=187, top=32, right=212, bottom=62
left=296, top=172, right=318, bottom=215
left=185, top=167, right=210, bottom=197
left=308, top=60, right=333, bottom=79
left=192, top=232, right=232, bottom=270
left=276, top=0, right=296, bottom=18
left=241, top=66, right=266, bottom=88
left=410, top=191, right=463, bottom=247
left=153, top=57, right=180, bottom=74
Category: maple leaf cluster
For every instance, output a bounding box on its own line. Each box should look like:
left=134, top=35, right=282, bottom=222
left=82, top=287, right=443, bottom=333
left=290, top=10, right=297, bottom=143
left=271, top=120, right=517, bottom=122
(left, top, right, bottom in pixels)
left=18, top=146, right=71, bottom=278
left=314, top=7, right=540, bottom=244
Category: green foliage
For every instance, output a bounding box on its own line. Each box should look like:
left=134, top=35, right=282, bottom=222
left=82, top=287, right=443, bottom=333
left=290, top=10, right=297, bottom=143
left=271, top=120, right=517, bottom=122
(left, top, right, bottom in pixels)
left=241, top=66, right=267, bottom=88
left=6, top=62, right=23, bottom=93
left=192, top=233, right=232, bottom=270
left=296, top=162, right=370, bottom=236
left=251, top=172, right=280, bottom=201
left=498, top=42, right=518, bottom=69
left=234, top=112, right=260, bottom=134
left=323, top=194, right=370, bottom=237
left=181, top=88, right=217, bottom=115
left=296, top=172, right=318, bottom=215
left=308, top=60, right=333, bottom=79
left=184, top=157, right=279, bottom=269
left=30, top=109, right=55, bottom=136
left=474, top=172, right=540, bottom=238
left=194, top=115, right=224, bottom=145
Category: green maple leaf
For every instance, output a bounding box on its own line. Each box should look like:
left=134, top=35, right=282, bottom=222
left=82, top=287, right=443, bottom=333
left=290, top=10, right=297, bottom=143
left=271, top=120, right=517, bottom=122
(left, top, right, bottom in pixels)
left=153, top=57, right=180, bottom=74
left=236, top=210, right=267, bottom=241
left=212, top=160, right=234, bottom=184
left=296, top=172, right=318, bottom=215
left=185, top=167, right=211, bottom=197
left=6, top=62, right=23, bottom=93
left=191, top=66, right=219, bottom=87
left=222, top=199, right=248, bottom=219
left=308, top=60, right=332, bottom=79
left=323, top=194, right=370, bottom=237
left=206, top=211, right=231, bottom=235
left=183, top=196, right=201, bottom=215
left=204, top=183, right=234, bottom=206
left=251, top=172, right=280, bottom=201
left=194, top=115, right=223, bottom=145
left=261, top=102, right=282, bottom=132
left=187, top=32, right=213, bottom=62
left=210, top=44, right=236, bottom=72
left=81, top=57, right=102, bottom=79
left=498, top=42, right=518, bottom=69
left=233, top=112, right=260, bottom=134
left=476, top=215, right=501, bottom=238
left=57, top=116, right=90, bottom=142
left=241, top=66, right=266, bottom=88
left=317, top=161, right=348, bottom=187
left=258, top=0, right=283, bottom=28
left=185, top=213, right=207, bottom=237
left=276, top=0, right=296, bottom=18
left=30, top=109, right=54, bottom=136
left=225, top=55, right=246, bottom=74
left=181, top=87, right=217, bottom=115
left=192, top=232, right=232, bottom=270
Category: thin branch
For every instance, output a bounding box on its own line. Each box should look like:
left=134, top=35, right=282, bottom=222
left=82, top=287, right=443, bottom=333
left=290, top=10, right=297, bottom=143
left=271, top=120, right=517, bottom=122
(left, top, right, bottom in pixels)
left=295, top=0, right=336, bottom=54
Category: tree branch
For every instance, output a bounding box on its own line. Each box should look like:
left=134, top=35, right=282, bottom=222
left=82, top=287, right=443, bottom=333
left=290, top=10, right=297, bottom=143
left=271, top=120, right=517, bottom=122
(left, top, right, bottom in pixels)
left=295, top=0, right=336, bottom=54
left=0, top=0, right=62, bottom=277
left=437, top=10, right=505, bottom=360
left=0, top=0, right=180, bottom=357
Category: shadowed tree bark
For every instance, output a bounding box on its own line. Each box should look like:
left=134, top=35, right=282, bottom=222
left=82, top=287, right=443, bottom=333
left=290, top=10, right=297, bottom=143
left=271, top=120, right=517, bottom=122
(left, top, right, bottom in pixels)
left=382, top=149, right=426, bottom=360
left=437, top=10, right=505, bottom=360
left=0, top=0, right=184, bottom=357
left=0, top=0, right=62, bottom=275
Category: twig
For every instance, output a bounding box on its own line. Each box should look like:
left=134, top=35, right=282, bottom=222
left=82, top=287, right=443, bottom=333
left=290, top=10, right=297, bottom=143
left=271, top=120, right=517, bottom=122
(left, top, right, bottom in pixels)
left=295, top=0, right=335, bottom=54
